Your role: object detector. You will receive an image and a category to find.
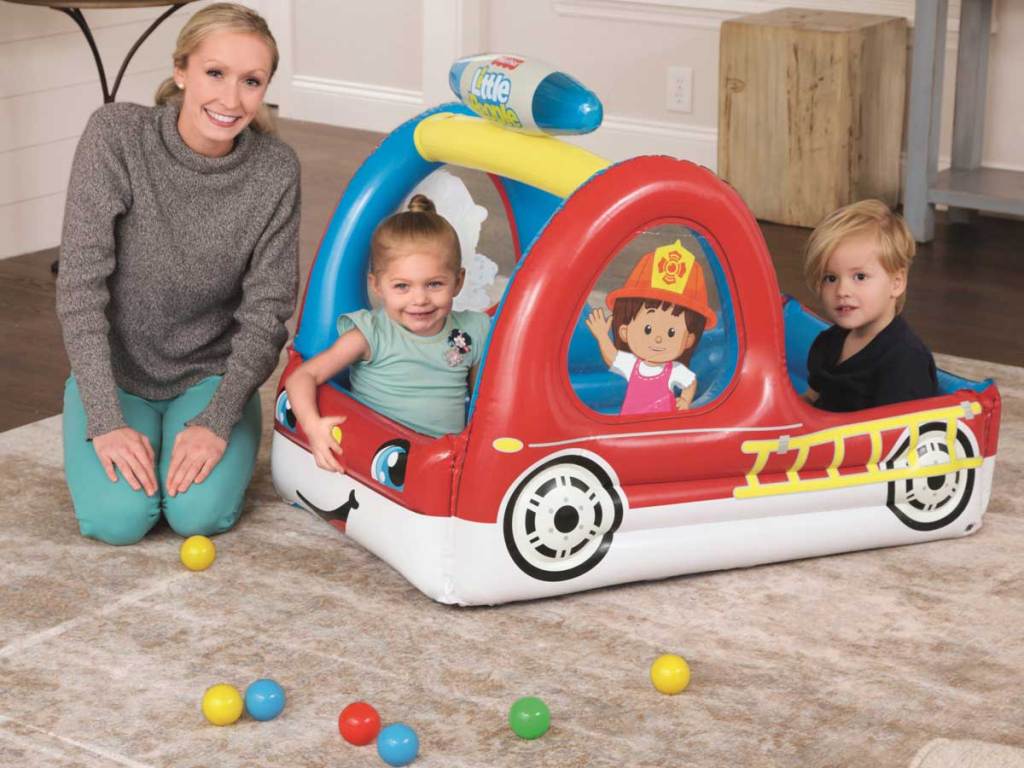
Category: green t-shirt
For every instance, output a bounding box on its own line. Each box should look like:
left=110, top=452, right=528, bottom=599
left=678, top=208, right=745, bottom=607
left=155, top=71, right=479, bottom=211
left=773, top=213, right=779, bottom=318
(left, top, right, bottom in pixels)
left=337, top=308, right=491, bottom=437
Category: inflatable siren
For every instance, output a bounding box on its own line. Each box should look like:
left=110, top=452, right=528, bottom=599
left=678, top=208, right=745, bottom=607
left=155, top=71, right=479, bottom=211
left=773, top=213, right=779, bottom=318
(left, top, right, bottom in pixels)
left=448, top=53, right=603, bottom=136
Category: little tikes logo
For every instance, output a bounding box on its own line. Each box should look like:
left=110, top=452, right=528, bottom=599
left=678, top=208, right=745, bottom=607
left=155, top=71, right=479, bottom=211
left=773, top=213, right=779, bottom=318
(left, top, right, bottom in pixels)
left=491, top=55, right=524, bottom=70
left=651, top=240, right=695, bottom=295
left=468, top=65, right=522, bottom=129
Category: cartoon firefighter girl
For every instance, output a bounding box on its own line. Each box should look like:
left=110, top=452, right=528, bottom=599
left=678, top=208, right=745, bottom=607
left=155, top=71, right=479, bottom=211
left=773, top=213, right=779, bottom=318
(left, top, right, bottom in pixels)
left=585, top=240, right=717, bottom=415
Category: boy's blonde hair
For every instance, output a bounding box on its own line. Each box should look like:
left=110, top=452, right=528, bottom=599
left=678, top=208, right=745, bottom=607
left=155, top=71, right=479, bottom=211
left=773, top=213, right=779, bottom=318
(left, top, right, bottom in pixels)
left=803, top=199, right=915, bottom=312
left=154, top=3, right=279, bottom=134
left=370, top=194, right=461, bottom=274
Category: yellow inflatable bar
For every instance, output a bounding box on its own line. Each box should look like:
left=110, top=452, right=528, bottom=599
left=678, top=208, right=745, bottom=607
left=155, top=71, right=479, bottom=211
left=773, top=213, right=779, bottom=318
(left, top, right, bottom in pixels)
left=413, top=113, right=610, bottom=199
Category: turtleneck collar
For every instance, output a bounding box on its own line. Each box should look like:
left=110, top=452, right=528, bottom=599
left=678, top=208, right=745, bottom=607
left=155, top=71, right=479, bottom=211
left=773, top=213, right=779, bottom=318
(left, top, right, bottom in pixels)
left=157, top=101, right=255, bottom=174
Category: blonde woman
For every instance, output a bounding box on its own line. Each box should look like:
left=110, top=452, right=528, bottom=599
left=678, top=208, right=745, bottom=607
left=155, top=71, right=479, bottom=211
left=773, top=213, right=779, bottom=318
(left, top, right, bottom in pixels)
left=57, top=3, right=300, bottom=544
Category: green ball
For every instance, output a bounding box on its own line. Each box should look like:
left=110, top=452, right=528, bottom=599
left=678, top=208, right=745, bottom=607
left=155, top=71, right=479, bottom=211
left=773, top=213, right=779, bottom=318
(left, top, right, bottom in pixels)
left=508, top=696, right=550, bottom=740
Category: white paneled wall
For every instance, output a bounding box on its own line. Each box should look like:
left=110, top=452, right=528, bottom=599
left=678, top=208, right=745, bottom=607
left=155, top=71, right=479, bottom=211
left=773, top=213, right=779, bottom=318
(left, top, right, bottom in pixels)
left=4, top=0, right=1022, bottom=259
left=286, top=1, right=467, bottom=135
left=0, top=3, right=217, bottom=258
left=268, top=0, right=1023, bottom=176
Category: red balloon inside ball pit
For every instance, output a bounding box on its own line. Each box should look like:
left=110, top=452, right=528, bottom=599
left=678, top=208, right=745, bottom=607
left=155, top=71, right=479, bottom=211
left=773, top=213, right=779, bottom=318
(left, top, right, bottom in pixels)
left=339, top=701, right=382, bottom=746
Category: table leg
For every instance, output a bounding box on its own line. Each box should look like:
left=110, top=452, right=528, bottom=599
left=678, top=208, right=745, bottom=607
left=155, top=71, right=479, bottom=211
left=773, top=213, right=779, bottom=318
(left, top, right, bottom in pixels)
left=56, top=4, right=188, bottom=103
left=57, top=8, right=110, bottom=101
left=949, top=0, right=993, bottom=224
left=110, top=4, right=188, bottom=101
left=903, top=0, right=948, bottom=243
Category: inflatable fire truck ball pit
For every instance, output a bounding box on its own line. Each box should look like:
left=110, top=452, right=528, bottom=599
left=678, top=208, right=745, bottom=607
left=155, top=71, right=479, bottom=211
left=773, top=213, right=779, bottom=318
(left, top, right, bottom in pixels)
left=271, top=53, right=1002, bottom=606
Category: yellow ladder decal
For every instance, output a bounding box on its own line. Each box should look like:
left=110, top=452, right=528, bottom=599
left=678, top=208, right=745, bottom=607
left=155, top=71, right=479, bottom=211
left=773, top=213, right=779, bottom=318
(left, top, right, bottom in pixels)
left=735, top=402, right=982, bottom=500
left=826, top=435, right=844, bottom=480
left=867, top=430, right=882, bottom=474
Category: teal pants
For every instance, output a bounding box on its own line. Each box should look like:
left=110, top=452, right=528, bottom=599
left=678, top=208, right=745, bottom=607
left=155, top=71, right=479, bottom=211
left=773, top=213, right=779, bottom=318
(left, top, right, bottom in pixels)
left=63, top=376, right=261, bottom=545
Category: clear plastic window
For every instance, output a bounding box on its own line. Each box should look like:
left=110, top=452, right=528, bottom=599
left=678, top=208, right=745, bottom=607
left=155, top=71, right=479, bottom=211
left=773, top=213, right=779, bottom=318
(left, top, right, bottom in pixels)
left=567, top=224, right=738, bottom=416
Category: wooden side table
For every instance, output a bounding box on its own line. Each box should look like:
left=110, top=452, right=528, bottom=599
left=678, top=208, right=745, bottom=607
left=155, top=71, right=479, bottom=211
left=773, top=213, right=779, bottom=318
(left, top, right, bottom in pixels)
left=903, top=0, right=1024, bottom=242
left=718, top=9, right=907, bottom=229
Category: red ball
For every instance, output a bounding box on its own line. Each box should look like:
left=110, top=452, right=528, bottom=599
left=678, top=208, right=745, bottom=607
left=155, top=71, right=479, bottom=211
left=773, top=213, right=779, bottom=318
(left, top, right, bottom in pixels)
left=338, top=701, right=381, bottom=746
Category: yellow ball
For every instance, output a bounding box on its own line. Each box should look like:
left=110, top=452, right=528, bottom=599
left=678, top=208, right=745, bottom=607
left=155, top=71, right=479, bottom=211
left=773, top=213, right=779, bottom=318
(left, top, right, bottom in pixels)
left=650, top=654, right=691, bottom=695
left=331, top=425, right=343, bottom=444
left=180, top=535, right=216, bottom=571
left=202, top=683, right=243, bottom=726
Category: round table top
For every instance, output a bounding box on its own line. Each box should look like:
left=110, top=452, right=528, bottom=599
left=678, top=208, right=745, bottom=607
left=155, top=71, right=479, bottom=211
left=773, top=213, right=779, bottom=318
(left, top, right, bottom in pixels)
left=3, top=0, right=198, bottom=9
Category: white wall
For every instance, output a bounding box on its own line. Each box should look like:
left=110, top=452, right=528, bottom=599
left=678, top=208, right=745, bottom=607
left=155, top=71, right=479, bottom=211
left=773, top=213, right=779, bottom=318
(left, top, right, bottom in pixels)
left=3, top=0, right=1022, bottom=258
left=281, top=0, right=1024, bottom=173
left=294, top=1, right=421, bottom=90
left=978, top=0, right=1024, bottom=167
left=0, top=2, right=221, bottom=258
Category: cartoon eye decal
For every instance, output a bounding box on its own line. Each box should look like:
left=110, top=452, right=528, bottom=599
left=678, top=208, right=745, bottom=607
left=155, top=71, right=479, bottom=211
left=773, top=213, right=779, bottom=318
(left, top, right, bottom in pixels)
left=371, top=439, right=410, bottom=491
left=275, top=390, right=297, bottom=431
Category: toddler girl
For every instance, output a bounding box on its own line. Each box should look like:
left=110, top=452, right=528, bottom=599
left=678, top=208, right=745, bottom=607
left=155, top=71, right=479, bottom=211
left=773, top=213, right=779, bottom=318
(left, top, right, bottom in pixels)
left=286, top=195, right=490, bottom=471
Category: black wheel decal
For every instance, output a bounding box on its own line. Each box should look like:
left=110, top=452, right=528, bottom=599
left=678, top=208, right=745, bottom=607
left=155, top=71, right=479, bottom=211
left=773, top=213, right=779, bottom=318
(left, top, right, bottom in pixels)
left=885, top=422, right=976, bottom=531
left=503, top=455, right=624, bottom=582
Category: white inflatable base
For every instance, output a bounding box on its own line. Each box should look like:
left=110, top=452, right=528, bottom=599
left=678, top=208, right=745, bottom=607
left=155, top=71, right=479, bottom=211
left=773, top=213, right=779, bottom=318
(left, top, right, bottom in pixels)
left=272, top=432, right=993, bottom=606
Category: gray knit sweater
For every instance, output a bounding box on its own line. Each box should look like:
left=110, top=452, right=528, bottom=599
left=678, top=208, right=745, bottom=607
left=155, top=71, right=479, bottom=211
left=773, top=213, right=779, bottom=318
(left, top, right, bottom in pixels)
left=57, top=102, right=300, bottom=440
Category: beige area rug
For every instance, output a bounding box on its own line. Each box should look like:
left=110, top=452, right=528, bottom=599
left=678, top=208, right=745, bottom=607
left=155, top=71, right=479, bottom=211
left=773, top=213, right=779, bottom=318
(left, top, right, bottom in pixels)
left=1, top=353, right=1022, bottom=768
left=910, top=739, right=1024, bottom=768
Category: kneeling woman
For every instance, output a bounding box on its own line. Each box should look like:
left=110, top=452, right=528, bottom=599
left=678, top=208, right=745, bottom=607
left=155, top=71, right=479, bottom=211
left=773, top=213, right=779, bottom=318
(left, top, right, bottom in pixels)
left=57, top=3, right=299, bottom=544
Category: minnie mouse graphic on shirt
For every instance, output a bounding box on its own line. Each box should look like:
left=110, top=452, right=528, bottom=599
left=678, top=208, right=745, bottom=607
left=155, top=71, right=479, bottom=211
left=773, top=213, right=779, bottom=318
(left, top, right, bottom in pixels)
left=444, top=328, right=473, bottom=367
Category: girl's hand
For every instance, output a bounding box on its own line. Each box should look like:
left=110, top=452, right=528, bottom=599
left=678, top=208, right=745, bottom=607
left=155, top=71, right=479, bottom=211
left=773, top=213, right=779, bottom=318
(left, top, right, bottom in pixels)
left=166, top=426, right=227, bottom=497
left=585, top=307, right=612, bottom=339
left=586, top=307, right=620, bottom=367
left=309, top=415, right=347, bottom=473
left=676, top=380, right=697, bottom=410
left=92, top=427, right=158, bottom=496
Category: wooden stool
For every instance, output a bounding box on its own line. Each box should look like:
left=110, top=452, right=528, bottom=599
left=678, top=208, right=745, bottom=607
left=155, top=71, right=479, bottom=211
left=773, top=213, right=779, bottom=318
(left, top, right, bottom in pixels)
left=718, top=8, right=907, bottom=228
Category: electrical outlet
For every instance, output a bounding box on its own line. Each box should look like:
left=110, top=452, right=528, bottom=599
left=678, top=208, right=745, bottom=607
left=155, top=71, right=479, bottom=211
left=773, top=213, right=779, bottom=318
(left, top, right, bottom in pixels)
left=666, top=66, right=693, bottom=113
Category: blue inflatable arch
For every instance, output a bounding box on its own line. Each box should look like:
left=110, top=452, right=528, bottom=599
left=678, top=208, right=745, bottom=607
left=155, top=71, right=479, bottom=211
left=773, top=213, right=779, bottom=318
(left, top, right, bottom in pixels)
left=293, top=102, right=564, bottom=360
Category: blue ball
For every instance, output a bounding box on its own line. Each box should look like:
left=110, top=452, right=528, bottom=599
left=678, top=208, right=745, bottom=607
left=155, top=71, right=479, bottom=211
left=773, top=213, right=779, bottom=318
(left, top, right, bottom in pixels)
left=376, top=723, right=419, bottom=766
left=244, top=678, right=286, bottom=721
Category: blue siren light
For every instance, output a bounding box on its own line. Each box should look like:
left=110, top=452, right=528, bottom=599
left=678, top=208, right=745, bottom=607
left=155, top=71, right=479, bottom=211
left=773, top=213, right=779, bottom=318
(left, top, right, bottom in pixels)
left=449, top=53, right=603, bottom=136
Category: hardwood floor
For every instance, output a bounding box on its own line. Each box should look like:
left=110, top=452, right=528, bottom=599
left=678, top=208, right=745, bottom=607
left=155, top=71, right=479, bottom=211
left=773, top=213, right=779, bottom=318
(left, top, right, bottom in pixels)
left=0, top=250, right=69, bottom=430
left=2, top=117, right=1021, bottom=433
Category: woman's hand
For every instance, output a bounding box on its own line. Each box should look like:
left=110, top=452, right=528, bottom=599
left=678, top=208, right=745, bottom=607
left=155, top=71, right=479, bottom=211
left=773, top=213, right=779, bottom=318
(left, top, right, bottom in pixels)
left=166, top=426, right=227, bottom=497
left=93, top=427, right=158, bottom=496
left=309, top=415, right=347, bottom=473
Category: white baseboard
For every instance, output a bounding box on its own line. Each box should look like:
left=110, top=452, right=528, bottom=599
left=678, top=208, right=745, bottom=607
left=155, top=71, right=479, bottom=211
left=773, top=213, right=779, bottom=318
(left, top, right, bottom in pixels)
left=284, top=76, right=718, bottom=169
left=286, top=75, right=425, bottom=134
left=568, top=114, right=717, bottom=169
